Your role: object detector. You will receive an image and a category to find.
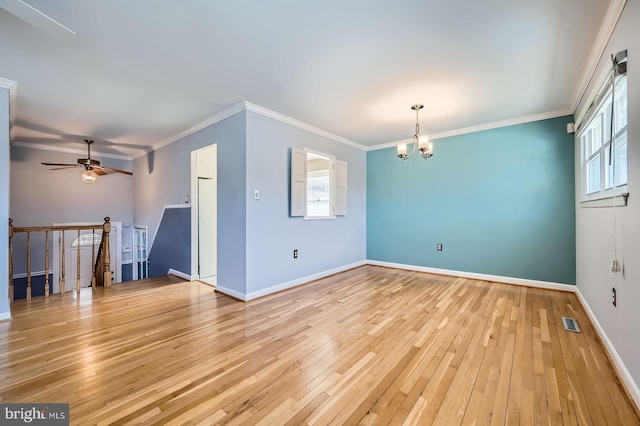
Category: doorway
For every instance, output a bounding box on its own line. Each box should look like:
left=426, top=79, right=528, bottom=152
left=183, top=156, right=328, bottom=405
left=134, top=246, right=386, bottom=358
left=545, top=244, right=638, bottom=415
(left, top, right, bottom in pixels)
left=52, top=222, right=121, bottom=294
left=190, top=144, right=217, bottom=285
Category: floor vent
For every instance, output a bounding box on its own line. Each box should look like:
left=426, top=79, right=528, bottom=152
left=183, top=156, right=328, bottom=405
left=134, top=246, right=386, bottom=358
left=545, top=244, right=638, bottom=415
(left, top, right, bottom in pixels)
left=562, top=317, right=581, bottom=333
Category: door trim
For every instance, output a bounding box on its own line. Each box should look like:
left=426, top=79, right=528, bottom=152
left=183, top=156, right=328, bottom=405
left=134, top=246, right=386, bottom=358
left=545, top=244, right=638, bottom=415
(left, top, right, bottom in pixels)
left=190, top=144, right=218, bottom=283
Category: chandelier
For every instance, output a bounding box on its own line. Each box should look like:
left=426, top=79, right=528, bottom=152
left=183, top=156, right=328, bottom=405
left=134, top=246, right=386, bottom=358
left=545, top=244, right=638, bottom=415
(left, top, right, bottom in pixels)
left=397, top=104, right=434, bottom=161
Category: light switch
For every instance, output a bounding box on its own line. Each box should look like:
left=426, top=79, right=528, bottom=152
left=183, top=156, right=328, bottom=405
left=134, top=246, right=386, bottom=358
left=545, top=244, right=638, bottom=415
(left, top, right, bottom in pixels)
left=254, top=190, right=260, bottom=200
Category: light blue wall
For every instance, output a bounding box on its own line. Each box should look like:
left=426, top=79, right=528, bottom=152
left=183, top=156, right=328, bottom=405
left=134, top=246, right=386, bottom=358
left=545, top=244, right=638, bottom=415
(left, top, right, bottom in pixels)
left=133, top=111, right=246, bottom=293
left=0, top=88, right=9, bottom=317
left=367, top=116, right=576, bottom=284
left=245, top=111, right=367, bottom=295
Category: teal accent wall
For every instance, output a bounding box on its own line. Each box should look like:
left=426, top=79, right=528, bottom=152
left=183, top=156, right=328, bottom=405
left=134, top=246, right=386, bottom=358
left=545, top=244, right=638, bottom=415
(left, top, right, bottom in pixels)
left=367, top=116, right=576, bottom=284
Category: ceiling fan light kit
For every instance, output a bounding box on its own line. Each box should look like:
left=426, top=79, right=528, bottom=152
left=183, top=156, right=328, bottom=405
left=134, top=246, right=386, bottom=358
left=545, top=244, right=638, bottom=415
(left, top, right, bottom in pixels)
left=41, top=139, right=133, bottom=183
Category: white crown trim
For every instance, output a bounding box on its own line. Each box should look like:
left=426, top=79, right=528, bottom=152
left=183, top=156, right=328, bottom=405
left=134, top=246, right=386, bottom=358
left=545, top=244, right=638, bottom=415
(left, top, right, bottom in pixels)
left=135, top=101, right=369, bottom=159
left=0, top=77, right=17, bottom=90
left=243, top=101, right=368, bottom=151
left=12, top=141, right=132, bottom=160
left=570, top=0, right=627, bottom=113
left=365, top=108, right=572, bottom=151
left=140, top=102, right=247, bottom=159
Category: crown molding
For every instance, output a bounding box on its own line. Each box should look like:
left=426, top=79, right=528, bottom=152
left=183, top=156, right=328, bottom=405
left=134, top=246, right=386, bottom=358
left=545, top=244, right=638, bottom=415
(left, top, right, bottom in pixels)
left=570, top=0, right=626, bottom=113
left=243, top=101, right=368, bottom=151
left=0, top=0, right=76, bottom=39
left=12, top=141, right=132, bottom=160
left=143, top=102, right=247, bottom=159
left=364, top=138, right=413, bottom=152
left=136, top=101, right=368, bottom=159
left=365, top=108, right=572, bottom=151
left=0, top=77, right=17, bottom=90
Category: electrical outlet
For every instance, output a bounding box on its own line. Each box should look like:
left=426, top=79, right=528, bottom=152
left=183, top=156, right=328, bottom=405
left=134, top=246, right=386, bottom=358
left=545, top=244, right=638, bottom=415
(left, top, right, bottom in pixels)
left=612, top=287, right=617, bottom=307
left=437, top=243, right=443, bottom=251
left=293, top=249, right=298, bottom=259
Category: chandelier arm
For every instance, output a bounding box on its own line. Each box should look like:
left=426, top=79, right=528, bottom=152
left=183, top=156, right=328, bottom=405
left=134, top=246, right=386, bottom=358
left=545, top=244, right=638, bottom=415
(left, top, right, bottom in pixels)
left=406, top=138, right=418, bottom=160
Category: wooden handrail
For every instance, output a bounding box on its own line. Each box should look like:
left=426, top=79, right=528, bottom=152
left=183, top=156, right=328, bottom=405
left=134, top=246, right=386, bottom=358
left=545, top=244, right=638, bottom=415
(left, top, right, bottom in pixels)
left=8, top=217, right=112, bottom=303
left=13, top=224, right=103, bottom=233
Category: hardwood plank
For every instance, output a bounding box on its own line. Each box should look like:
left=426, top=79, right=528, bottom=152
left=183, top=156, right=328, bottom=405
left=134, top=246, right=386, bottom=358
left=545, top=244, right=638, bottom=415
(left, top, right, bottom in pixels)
left=0, top=266, right=637, bottom=425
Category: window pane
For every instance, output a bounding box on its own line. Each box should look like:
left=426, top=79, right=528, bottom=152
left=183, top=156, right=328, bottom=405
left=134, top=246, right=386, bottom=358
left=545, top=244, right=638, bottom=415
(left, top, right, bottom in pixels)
left=587, top=154, right=601, bottom=194
left=72, top=233, right=102, bottom=247
left=592, top=116, right=602, bottom=153
left=307, top=174, right=330, bottom=216
left=615, top=77, right=627, bottom=132
left=614, top=133, right=627, bottom=187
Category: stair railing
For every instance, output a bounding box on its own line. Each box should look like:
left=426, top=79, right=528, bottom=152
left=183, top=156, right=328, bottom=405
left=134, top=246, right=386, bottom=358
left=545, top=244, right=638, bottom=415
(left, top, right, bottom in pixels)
left=8, top=217, right=112, bottom=303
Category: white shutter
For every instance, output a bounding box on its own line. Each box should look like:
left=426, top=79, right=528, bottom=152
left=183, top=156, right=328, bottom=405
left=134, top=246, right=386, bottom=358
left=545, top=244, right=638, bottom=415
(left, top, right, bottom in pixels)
left=334, top=160, right=347, bottom=216
left=290, top=148, right=307, bottom=217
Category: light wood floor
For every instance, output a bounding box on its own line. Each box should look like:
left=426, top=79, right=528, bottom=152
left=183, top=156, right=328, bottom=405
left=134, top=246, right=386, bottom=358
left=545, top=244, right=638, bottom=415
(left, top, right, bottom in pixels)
left=1, top=266, right=638, bottom=425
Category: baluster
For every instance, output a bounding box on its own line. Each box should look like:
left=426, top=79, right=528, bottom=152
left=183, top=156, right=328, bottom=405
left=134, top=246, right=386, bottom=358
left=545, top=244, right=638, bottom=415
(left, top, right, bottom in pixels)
left=91, top=228, right=96, bottom=289
left=61, top=231, right=66, bottom=295
left=76, top=229, right=81, bottom=294
left=8, top=218, right=13, bottom=304
left=103, top=217, right=112, bottom=288
left=26, top=231, right=31, bottom=301
left=45, top=231, right=49, bottom=297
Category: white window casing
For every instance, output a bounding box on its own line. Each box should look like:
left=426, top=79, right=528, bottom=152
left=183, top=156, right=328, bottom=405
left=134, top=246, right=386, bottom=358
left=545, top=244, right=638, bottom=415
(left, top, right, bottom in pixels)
left=576, top=50, right=628, bottom=206
left=334, top=160, right=347, bottom=216
left=290, top=148, right=348, bottom=218
left=290, top=147, right=307, bottom=217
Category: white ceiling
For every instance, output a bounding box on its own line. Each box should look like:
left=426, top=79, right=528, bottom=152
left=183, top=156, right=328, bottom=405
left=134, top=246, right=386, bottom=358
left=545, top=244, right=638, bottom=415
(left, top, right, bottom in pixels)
left=0, top=0, right=612, bottom=158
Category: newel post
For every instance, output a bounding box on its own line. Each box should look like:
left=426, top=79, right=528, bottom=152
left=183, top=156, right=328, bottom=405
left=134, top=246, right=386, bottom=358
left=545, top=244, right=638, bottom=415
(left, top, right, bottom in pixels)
left=8, top=218, right=13, bottom=304
left=103, top=217, right=112, bottom=288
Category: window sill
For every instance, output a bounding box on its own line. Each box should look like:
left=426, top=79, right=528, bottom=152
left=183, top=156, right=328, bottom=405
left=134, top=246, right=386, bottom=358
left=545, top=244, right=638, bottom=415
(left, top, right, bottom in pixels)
left=579, top=192, right=628, bottom=208
left=303, top=215, right=336, bottom=221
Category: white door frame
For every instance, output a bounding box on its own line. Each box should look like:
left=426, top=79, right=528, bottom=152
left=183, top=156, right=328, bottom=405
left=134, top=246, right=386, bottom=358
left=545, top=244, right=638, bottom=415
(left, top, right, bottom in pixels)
left=190, top=144, right=217, bottom=285
left=52, top=221, right=122, bottom=293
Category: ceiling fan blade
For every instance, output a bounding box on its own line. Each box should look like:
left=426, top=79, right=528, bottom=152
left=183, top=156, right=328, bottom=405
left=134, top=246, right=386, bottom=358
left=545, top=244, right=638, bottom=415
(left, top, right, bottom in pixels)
left=41, top=162, right=79, bottom=167
left=93, top=168, right=108, bottom=176
left=50, top=166, right=81, bottom=171
left=97, top=166, right=133, bottom=176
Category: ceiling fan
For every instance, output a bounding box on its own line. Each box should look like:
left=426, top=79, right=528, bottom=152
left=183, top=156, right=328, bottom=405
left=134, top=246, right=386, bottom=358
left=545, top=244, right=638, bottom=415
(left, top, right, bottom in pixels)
left=41, top=139, right=133, bottom=183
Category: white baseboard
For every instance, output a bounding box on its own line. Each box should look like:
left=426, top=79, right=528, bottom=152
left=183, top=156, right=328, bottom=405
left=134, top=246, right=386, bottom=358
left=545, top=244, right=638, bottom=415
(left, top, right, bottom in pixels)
left=576, top=288, right=640, bottom=410
left=215, top=261, right=367, bottom=302
left=215, top=285, right=247, bottom=301
left=244, top=261, right=367, bottom=301
left=366, top=260, right=576, bottom=293
left=0, top=311, right=11, bottom=321
left=167, top=269, right=197, bottom=281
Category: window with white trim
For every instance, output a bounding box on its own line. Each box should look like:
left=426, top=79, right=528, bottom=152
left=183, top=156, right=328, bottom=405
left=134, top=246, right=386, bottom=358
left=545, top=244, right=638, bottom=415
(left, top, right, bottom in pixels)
left=578, top=51, right=628, bottom=201
left=290, top=148, right=347, bottom=219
